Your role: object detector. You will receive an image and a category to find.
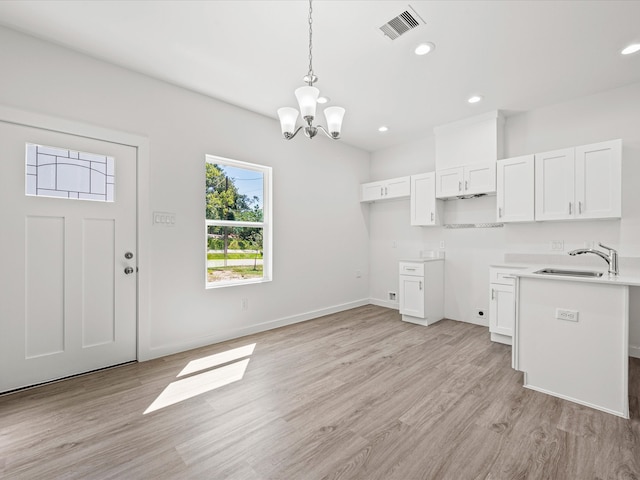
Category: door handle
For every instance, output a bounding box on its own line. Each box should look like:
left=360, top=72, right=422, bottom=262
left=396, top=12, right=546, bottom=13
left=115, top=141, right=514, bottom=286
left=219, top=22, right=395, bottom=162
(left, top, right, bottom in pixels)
left=458, top=181, right=462, bottom=192
left=569, top=202, right=572, bottom=215
left=124, top=266, right=135, bottom=275
left=125, top=252, right=134, bottom=259
left=465, top=180, right=468, bottom=191
left=430, top=212, right=434, bottom=222
left=578, top=201, right=582, bottom=214
left=498, top=207, right=502, bottom=218
left=419, top=281, right=422, bottom=290
left=491, top=288, right=495, bottom=300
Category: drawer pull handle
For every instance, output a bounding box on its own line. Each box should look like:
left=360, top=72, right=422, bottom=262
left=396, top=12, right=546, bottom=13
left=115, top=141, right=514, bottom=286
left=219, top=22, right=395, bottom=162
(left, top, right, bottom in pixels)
left=491, top=288, right=495, bottom=300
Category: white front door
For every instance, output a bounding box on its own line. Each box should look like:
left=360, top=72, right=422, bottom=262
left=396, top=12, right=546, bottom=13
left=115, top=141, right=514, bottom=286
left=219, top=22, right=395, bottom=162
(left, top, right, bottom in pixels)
left=0, top=120, right=137, bottom=392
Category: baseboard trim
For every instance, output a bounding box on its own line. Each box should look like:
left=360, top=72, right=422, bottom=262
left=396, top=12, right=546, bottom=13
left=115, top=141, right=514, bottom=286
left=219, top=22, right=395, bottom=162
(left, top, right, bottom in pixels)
left=523, top=383, right=628, bottom=419
left=630, top=345, right=640, bottom=359
left=141, top=298, right=370, bottom=361
left=369, top=297, right=399, bottom=310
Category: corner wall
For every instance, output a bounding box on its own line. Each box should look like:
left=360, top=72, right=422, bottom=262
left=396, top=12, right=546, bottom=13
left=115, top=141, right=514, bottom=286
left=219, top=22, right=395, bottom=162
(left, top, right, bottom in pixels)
left=369, top=82, right=640, bottom=356
left=0, top=27, right=371, bottom=360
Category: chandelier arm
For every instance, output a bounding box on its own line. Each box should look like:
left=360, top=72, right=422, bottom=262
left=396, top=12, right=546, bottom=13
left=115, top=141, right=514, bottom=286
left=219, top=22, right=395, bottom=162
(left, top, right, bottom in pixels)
left=317, top=124, right=340, bottom=140
left=283, top=125, right=304, bottom=140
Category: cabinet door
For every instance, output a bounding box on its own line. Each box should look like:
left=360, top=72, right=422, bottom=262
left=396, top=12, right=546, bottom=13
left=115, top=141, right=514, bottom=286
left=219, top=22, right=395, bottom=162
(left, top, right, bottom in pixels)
left=575, top=139, right=622, bottom=219
left=361, top=181, right=384, bottom=202
left=411, top=173, right=438, bottom=226
left=385, top=176, right=411, bottom=199
left=496, top=155, right=534, bottom=222
left=464, top=163, right=496, bottom=195
left=435, top=167, right=463, bottom=198
left=489, top=283, right=515, bottom=337
left=399, top=275, right=424, bottom=317
left=535, top=148, right=575, bottom=220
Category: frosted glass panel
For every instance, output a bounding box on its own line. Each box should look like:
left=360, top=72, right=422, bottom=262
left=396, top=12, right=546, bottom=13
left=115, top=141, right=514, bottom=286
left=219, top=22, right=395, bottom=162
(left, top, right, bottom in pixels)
left=25, top=143, right=115, bottom=202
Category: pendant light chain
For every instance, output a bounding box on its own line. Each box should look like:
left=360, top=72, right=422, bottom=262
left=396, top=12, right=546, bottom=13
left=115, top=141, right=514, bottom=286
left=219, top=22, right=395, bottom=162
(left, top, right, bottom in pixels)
left=276, top=0, right=345, bottom=140
left=307, top=0, right=314, bottom=84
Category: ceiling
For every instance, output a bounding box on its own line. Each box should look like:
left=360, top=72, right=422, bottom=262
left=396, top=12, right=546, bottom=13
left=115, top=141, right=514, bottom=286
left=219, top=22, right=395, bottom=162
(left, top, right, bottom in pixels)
left=1, top=1, right=639, bottom=152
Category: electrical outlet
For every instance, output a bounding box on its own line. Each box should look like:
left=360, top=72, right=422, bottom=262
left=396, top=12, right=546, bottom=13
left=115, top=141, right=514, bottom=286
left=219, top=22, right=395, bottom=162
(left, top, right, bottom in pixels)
left=556, top=308, right=578, bottom=322
left=551, top=240, right=564, bottom=251
left=241, top=298, right=249, bottom=311
left=388, top=291, right=397, bottom=302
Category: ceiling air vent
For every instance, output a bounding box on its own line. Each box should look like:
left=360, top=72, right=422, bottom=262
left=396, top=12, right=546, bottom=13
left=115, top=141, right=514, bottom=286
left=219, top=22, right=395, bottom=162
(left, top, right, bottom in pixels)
left=379, top=5, right=425, bottom=40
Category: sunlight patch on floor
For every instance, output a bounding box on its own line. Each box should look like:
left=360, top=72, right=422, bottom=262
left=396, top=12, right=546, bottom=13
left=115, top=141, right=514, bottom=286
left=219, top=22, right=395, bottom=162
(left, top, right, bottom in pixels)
left=177, top=343, right=256, bottom=377
left=144, top=344, right=256, bottom=414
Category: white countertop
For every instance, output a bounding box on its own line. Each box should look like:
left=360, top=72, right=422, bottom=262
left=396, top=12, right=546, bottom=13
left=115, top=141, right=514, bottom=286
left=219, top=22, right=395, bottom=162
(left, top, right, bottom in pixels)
left=401, top=258, right=445, bottom=263
left=512, top=265, right=640, bottom=287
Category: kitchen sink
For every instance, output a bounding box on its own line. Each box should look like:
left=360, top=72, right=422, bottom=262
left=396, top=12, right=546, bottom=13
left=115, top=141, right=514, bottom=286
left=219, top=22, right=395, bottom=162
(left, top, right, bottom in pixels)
left=534, top=268, right=603, bottom=278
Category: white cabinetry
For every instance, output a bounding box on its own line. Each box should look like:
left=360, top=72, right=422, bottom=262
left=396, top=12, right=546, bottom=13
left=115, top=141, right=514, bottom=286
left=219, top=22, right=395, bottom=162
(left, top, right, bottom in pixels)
left=434, top=110, right=504, bottom=170
left=434, top=111, right=503, bottom=199
left=535, top=139, right=621, bottom=221
left=436, top=163, right=496, bottom=198
left=399, top=260, right=444, bottom=326
left=410, top=173, right=441, bottom=226
left=496, top=155, right=535, bottom=222
left=489, top=267, right=520, bottom=345
left=361, top=176, right=410, bottom=202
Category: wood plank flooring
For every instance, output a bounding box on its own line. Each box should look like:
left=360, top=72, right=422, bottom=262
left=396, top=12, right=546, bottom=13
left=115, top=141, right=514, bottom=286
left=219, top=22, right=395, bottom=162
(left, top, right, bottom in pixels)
left=1, top=305, right=639, bottom=479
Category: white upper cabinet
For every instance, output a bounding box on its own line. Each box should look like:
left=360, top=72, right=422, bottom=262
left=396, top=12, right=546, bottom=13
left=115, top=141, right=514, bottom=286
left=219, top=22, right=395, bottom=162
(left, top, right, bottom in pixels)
left=535, top=139, right=621, bottom=221
left=435, top=163, right=496, bottom=198
left=496, top=155, right=535, bottom=222
left=575, top=140, right=622, bottom=219
left=535, top=147, right=575, bottom=220
left=360, top=176, right=410, bottom=202
left=434, top=110, right=504, bottom=198
left=411, top=172, right=441, bottom=226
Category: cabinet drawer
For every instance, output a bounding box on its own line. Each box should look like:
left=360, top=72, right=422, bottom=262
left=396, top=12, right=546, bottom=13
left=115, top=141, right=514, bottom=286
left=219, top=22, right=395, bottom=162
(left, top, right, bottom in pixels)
left=399, top=262, right=424, bottom=277
left=489, top=268, right=518, bottom=285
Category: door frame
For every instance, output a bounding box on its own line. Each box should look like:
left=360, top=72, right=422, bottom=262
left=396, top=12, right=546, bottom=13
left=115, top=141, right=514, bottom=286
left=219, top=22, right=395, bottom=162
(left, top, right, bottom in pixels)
left=0, top=104, right=152, bottom=362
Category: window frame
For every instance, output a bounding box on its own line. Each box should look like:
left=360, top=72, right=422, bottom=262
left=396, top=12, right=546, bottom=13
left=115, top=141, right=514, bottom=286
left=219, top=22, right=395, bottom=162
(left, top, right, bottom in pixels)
left=205, top=154, right=272, bottom=288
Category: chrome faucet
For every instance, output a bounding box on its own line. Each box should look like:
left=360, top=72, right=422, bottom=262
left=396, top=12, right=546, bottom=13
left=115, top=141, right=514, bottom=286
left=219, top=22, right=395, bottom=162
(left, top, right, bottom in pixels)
left=568, top=242, right=619, bottom=276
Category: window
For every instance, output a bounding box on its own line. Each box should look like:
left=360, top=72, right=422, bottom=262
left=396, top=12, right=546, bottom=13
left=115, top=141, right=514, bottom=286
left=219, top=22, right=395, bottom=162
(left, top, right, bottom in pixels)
left=25, top=143, right=115, bottom=201
left=205, top=155, right=271, bottom=287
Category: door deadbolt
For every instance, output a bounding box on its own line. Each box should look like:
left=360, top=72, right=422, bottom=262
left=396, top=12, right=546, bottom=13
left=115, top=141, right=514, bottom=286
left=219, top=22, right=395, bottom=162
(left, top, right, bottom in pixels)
left=124, top=252, right=134, bottom=259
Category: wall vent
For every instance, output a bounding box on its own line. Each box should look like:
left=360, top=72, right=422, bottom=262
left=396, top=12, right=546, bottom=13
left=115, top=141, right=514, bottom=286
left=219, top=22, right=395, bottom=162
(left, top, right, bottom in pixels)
left=379, top=5, right=425, bottom=40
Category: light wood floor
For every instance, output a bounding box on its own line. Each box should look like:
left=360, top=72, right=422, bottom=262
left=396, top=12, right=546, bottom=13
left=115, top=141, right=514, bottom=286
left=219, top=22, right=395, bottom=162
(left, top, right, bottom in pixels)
left=1, top=305, right=639, bottom=479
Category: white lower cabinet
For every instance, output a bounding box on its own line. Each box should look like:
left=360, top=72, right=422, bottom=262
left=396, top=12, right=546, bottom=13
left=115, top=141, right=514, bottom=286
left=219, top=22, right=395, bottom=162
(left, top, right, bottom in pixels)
left=399, top=260, right=444, bottom=326
left=489, top=267, right=520, bottom=345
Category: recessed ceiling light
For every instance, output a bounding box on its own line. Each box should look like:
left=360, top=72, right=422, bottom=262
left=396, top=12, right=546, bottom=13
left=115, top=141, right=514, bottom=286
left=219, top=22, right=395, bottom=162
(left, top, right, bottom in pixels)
left=467, top=95, right=483, bottom=104
left=317, top=96, right=330, bottom=104
left=414, top=42, right=435, bottom=56
left=378, top=126, right=389, bottom=132
left=621, top=43, right=640, bottom=55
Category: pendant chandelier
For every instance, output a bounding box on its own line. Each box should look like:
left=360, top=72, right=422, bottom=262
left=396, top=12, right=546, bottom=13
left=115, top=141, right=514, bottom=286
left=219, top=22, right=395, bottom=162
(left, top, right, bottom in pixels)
left=277, top=0, right=345, bottom=140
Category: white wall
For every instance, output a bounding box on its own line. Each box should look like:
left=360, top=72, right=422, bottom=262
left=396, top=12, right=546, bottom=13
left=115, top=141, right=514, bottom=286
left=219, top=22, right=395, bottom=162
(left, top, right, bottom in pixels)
left=0, top=27, right=371, bottom=359
left=369, top=82, right=640, bottom=355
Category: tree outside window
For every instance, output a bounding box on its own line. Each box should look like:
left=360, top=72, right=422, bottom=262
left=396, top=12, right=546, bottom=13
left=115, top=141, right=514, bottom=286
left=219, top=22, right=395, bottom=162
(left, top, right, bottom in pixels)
left=205, top=156, right=271, bottom=287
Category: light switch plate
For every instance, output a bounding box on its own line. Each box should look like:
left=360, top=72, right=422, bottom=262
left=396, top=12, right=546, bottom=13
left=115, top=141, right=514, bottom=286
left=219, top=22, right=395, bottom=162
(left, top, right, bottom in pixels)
left=153, top=211, right=176, bottom=226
